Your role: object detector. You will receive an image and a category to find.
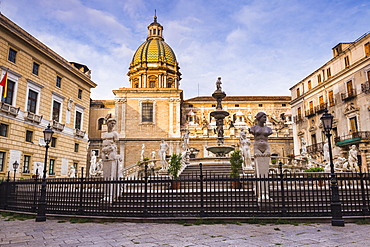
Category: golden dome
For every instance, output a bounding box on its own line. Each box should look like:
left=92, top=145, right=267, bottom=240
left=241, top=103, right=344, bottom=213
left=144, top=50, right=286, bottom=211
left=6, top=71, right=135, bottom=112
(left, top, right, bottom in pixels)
left=128, top=15, right=181, bottom=89
left=132, top=38, right=177, bottom=66
left=130, top=15, right=178, bottom=67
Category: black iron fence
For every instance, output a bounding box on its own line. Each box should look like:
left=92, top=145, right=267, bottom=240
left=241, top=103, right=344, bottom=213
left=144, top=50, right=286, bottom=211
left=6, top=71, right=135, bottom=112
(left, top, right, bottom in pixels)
left=1, top=164, right=369, bottom=218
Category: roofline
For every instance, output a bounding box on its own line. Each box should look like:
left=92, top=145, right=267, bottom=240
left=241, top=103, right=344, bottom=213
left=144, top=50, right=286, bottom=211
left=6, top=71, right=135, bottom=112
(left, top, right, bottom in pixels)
left=184, top=95, right=291, bottom=102
left=289, top=31, right=370, bottom=91
left=0, top=13, right=97, bottom=88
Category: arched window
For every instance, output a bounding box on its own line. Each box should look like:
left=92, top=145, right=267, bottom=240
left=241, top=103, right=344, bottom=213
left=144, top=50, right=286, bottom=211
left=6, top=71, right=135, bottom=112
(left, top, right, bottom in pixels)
left=98, top=118, right=104, bottom=130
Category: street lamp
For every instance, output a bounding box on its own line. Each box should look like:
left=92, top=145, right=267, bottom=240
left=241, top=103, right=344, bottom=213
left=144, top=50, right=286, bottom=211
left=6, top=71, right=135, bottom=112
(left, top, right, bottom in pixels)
left=36, top=123, right=54, bottom=222
left=320, top=110, right=345, bottom=226
left=12, top=161, right=19, bottom=181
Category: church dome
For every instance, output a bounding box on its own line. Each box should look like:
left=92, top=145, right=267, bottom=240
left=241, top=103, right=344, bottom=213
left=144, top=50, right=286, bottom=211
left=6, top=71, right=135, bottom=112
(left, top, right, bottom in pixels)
left=128, top=15, right=181, bottom=89
left=130, top=15, right=177, bottom=67
left=132, top=38, right=177, bottom=66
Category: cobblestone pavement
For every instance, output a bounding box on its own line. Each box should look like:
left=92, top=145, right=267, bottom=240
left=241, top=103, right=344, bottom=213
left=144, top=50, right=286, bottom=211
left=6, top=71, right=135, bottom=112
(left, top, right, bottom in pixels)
left=1, top=217, right=370, bottom=246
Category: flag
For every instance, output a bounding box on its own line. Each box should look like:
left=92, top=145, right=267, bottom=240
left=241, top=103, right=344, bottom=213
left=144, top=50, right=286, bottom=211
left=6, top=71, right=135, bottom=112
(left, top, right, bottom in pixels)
left=0, top=71, right=8, bottom=98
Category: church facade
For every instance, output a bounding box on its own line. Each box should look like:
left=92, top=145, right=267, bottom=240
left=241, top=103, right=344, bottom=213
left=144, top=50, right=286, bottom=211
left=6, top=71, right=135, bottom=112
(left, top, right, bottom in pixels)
left=88, top=16, right=293, bottom=172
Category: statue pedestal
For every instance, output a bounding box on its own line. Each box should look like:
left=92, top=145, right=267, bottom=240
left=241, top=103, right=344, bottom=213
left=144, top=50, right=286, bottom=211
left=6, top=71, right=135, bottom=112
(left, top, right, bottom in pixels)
left=254, top=155, right=270, bottom=201
left=103, top=159, right=119, bottom=179
left=102, top=159, right=119, bottom=202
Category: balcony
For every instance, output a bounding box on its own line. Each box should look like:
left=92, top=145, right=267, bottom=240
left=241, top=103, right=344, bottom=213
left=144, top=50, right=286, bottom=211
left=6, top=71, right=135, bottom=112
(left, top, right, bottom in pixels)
left=74, top=128, right=86, bottom=138
left=52, top=120, right=65, bottom=131
left=305, top=109, right=315, bottom=118
left=0, top=102, right=20, bottom=116
left=315, top=103, right=327, bottom=114
left=24, top=111, right=43, bottom=124
left=341, top=89, right=357, bottom=101
left=361, top=82, right=370, bottom=94
left=293, top=115, right=303, bottom=123
left=334, top=131, right=370, bottom=146
left=307, top=142, right=325, bottom=154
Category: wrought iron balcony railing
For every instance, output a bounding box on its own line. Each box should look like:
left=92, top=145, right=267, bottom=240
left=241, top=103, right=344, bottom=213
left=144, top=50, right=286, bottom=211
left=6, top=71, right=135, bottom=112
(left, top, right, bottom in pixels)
left=307, top=142, right=325, bottom=154
left=305, top=109, right=315, bottom=118
left=334, top=131, right=370, bottom=145
left=341, top=89, right=357, bottom=101
left=293, top=115, right=303, bottom=123
left=361, top=82, right=370, bottom=94
left=315, top=103, right=327, bottom=114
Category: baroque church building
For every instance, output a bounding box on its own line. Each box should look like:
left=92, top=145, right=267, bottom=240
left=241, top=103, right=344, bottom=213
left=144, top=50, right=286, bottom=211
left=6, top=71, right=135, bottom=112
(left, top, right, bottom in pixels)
left=88, top=16, right=293, bottom=171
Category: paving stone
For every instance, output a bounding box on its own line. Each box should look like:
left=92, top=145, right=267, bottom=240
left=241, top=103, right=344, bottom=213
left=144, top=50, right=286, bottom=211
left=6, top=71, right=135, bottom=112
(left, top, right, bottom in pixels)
left=2, top=218, right=370, bottom=246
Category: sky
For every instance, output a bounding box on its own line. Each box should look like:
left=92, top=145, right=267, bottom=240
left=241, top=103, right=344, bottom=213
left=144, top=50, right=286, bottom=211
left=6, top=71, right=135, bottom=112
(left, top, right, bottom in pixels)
left=2, top=0, right=370, bottom=100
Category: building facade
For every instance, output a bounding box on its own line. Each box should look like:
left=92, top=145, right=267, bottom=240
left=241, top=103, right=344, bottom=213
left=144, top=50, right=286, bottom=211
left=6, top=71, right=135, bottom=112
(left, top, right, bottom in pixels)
left=290, top=32, right=370, bottom=169
left=0, top=14, right=96, bottom=179
left=88, top=16, right=293, bottom=171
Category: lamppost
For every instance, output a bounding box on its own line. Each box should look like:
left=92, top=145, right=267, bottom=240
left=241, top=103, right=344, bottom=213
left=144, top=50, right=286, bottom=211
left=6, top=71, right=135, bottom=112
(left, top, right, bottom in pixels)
left=36, top=124, right=54, bottom=222
left=320, top=110, right=345, bottom=226
left=12, top=161, right=19, bottom=181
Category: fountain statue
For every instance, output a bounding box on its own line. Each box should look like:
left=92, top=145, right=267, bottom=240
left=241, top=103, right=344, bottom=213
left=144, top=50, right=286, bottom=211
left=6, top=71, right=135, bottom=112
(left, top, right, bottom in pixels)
left=250, top=112, right=273, bottom=201
left=206, top=77, right=234, bottom=157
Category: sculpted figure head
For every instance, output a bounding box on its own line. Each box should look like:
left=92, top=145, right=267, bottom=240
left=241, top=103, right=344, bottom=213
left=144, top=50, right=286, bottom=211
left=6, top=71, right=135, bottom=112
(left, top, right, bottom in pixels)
left=106, top=118, right=117, bottom=131
left=255, top=112, right=267, bottom=125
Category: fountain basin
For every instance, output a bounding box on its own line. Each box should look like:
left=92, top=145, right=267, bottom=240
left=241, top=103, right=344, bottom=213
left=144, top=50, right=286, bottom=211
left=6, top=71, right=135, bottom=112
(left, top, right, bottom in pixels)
left=206, top=145, right=235, bottom=157
left=210, top=110, right=229, bottom=119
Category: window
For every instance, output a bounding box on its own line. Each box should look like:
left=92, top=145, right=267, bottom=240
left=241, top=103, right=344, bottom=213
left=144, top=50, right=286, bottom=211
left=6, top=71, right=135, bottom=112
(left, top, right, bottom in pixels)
left=149, top=81, right=155, bottom=88
left=344, top=56, right=350, bottom=67
left=142, top=102, right=153, bottom=123
left=307, top=80, right=312, bottom=90
left=52, top=101, right=61, bottom=122
left=296, top=88, right=300, bottom=97
left=0, top=151, right=5, bottom=171
left=188, top=104, right=193, bottom=108
left=258, top=104, right=263, bottom=107
left=282, top=104, right=286, bottom=107
left=75, top=111, right=82, bottom=129
left=23, top=155, right=31, bottom=173
left=367, top=71, right=370, bottom=83
left=49, top=159, right=55, bottom=175
left=349, top=117, right=358, bottom=133
left=297, top=107, right=302, bottom=118
left=309, top=101, right=313, bottom=110
left=134, top=83, right=139, bottom=88
left=212, top=104, right=216, bottom=107
left=98, top=118, right=104, bottom=130
left=311, top=134, right=317, bottom=145
left=346, top=80, right=354, bottom=96
left=317, top=74, right=322, bottom=83
left=74, top=143, right=79, bottom=152
left=26, top=130, right=33, bottom=142
left=51, top=137, right=57, bottom=148
left=32, top=62, right=40, bottom=75
left=78, top=89, right=82, bottom=99
left=167, top=82, right=173, bottom=88
left=327, top=68, right=331, bottom=78
left=0, top=123, right=8, bottom=137
left=56, top=76, right=62, bottom=88
left=8, top=48, right=17, bottom=63
left=1, top=79, right=15, bottom=105
left=319, top=96, right=324, bottom=106
left=27, top=89, right=38, bottom=113
left=365, top=42, right=370, bottom=56
left=328, top=90, right=334, bottom=106
left=235, top=104, right=239, bottom=107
